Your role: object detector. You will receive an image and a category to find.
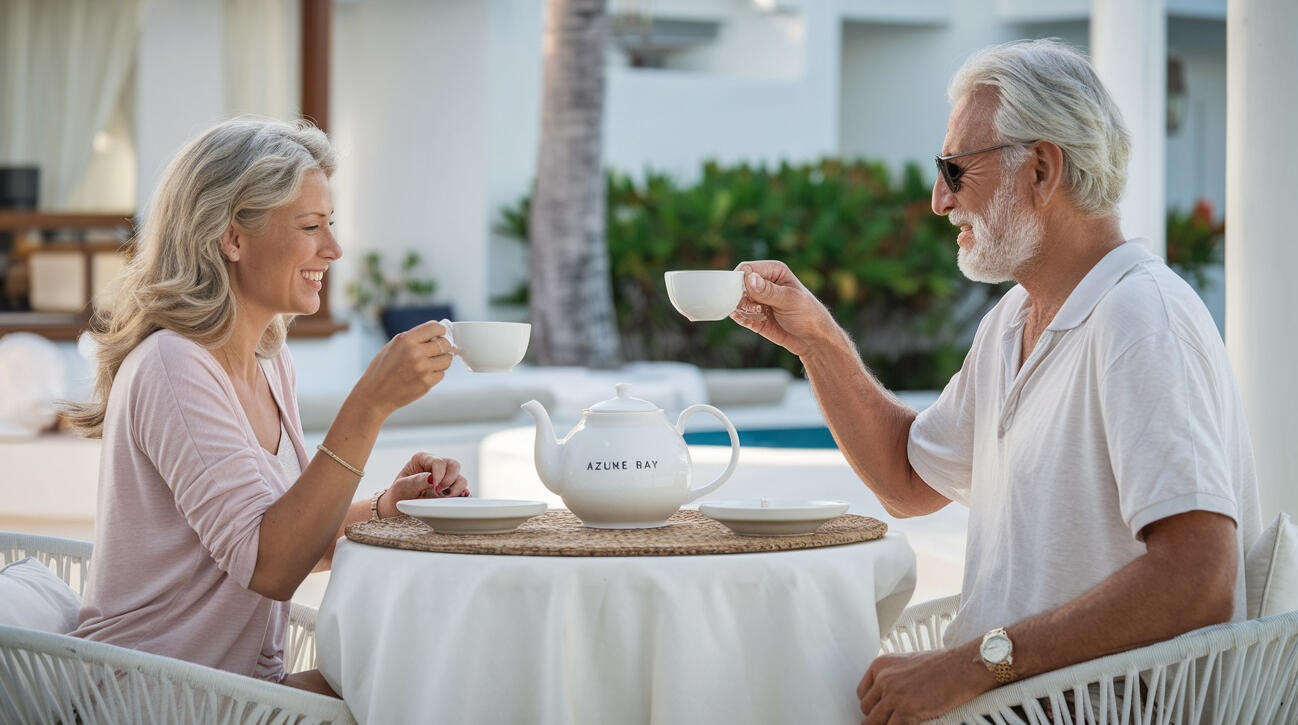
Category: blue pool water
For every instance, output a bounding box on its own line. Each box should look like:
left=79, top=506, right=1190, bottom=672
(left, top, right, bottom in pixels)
left=683, top=426, right=838, bottom=450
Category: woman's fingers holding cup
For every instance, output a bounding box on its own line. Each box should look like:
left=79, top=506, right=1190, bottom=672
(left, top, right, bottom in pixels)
left=358, top=320, right=457, bottom=413
left=428, top=343, right=455, bottom=374
left=403, top=319, right=447, bottom=342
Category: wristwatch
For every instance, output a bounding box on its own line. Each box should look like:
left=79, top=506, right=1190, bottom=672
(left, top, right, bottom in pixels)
left=979, top=627, right=1019, bottom=684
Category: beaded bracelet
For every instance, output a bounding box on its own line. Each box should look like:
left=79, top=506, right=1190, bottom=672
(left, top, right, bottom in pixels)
left=370, top=488, right=389, bottom=521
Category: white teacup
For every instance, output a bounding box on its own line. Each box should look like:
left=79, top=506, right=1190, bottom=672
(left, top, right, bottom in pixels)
left=664, top=270, right=744, bottom=322
left=440, top=320, right=531, bottom=373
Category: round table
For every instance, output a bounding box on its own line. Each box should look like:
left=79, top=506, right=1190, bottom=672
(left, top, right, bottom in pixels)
left=316, top=533, right=916, bottom=724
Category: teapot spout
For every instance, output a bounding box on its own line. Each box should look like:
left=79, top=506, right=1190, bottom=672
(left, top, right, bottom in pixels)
left=521, top=400, right=564, bottom=495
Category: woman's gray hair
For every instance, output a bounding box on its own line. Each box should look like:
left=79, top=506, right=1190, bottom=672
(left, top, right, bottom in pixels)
left=65, top=117, right=336, bottom=437
left=949, top=38, right=1130, bottom=216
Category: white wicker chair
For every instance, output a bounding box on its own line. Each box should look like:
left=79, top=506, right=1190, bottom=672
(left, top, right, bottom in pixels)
left=881, top=594, right=1298, bottom=724
left=0, top=531, right=355, bottom=725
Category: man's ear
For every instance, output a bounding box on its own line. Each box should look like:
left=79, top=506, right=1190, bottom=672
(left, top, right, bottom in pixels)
left=220, top=224, right=241, bottom=263
left=1031, top=141, right=1065, bottom=208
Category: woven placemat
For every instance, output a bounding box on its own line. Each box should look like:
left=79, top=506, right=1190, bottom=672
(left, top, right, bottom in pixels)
left=345, top=509, right=887, bottom=557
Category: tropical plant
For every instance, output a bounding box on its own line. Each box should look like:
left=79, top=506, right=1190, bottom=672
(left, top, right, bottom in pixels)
left=499, top=158, right=1009, bottom=390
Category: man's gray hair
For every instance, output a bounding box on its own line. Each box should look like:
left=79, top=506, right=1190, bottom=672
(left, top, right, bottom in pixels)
left=949, top=38, right=1131, bottom=217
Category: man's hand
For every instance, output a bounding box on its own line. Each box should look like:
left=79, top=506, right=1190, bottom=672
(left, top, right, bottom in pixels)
left=857, top=646, right=995, bottom=725
left=729, top=260, right=840, bottom=358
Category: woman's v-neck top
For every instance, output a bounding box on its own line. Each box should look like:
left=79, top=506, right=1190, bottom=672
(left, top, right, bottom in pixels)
left=71, top=329, right=309, bottom=681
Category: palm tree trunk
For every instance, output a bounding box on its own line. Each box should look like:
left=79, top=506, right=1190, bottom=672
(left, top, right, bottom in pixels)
left=528, top=0, right=621, bottom=368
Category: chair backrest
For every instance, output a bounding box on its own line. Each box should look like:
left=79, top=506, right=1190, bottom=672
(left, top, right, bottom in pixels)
left=0, top=531, right=93, bottom=597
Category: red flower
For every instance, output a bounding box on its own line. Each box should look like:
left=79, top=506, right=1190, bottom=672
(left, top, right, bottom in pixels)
left=1192, top=199, right=1215, bottom=225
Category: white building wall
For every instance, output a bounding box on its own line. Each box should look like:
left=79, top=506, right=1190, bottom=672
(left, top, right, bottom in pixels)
left=330, top=0, right=491, bottom=324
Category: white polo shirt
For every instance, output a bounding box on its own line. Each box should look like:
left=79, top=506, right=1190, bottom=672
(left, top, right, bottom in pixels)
left=908, top=241, right=1261, bottom=648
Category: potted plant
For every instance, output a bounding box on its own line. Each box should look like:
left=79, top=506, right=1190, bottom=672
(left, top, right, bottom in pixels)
left=346, top=250, right=453, bottom=338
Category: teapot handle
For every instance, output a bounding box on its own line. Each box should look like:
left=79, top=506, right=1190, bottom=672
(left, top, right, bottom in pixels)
left=676, top=404, right=740, bottom=503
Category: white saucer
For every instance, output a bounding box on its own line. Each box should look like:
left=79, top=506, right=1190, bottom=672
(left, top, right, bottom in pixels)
left=395, top=498, right=548, bottom=535
left=698, top=499, right=850, bottom=536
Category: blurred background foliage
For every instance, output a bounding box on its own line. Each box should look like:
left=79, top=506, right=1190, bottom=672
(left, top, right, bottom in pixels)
left=1165, top=200, right=1224, bottom=288
left=498, top=158, right=1222, bottom=390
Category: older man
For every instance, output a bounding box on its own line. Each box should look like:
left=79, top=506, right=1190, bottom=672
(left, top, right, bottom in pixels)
left=732, top=39, right=1261, bottom=723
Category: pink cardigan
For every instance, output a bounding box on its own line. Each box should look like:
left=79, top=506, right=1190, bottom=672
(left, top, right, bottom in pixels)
left=72, top=329, right=307, bottom=681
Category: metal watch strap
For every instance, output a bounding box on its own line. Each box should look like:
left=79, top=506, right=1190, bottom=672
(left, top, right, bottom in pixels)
left=989, top=660, right=1018, bottom=685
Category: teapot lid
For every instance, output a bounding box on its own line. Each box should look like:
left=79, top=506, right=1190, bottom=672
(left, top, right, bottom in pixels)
left=586, top=383, right=661, bottom=413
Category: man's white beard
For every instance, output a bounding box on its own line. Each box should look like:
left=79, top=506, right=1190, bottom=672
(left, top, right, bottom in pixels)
left=953, top=182, right=1044, bottom=283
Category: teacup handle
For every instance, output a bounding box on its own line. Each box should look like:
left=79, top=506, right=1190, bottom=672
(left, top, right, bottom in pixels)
left=676, top=404, right=740, bottom=503
left=438, top=318, right=456, bottom=350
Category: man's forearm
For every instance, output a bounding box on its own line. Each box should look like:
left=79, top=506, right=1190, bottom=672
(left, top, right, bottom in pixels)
left=996, top=512, right=1237, bottom=682
left=799, top=329, right=947, bottom=517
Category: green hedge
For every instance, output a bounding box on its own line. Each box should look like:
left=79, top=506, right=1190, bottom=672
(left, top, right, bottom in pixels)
left=497, top=158, right=1004, bottom=389
left=497, top=159, right=1221, bottom=390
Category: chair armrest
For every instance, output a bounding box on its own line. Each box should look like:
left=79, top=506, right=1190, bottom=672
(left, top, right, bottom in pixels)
left=882, top=594, right=961, bottom=654
left=0, top=624, right=354, bottom=724
left=287, top=601, right=320, bottom=673
left=934, top=611, right=1298, bottom=724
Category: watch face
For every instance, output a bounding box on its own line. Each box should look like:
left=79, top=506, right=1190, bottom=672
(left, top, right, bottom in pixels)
left=982, top=636, right=1011, bottom=663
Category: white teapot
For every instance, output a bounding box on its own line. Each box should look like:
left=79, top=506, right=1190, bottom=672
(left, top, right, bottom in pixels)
left=521, top=383, right=740, bottom=528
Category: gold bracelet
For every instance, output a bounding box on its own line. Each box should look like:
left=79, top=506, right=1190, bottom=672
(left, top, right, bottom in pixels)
left=316, top=443, right=364, bottom=478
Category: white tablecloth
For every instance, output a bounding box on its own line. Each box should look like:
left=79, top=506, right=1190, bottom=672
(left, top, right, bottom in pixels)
left=316, top=533, right=916, bottom=724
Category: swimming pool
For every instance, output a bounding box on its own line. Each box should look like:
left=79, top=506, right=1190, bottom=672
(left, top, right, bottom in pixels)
left=683, top=426, right=838, bottom=450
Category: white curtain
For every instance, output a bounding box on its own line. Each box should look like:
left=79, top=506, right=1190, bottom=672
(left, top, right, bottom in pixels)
left=223, top=0, right=300, bottom=121
left=0, top=0, right=143, bottom=209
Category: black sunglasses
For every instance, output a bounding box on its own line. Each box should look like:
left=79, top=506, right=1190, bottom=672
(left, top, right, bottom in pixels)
left=934, top=143, right=1023, bottom=194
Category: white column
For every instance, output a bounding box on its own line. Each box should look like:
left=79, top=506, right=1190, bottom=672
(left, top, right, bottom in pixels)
left=1090, top=0, right=1166, bottom=256
left=1226, top=0, right=1298, bottom=521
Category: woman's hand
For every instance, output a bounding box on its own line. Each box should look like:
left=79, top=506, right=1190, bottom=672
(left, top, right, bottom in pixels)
left=353, top=319, right=455, bottom=417
left=729, top=261, right=841, bottom=358
left=378, top=453, right=470, bottom=518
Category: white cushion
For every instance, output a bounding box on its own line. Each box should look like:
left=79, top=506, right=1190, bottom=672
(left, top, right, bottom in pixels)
left=0, top=556, right=81, bottom=633
left=1245, top=512, right=1298, bottom=618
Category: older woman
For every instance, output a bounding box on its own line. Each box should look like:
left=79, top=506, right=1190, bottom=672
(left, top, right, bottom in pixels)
left=66, top=118, right=463, bottom=694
